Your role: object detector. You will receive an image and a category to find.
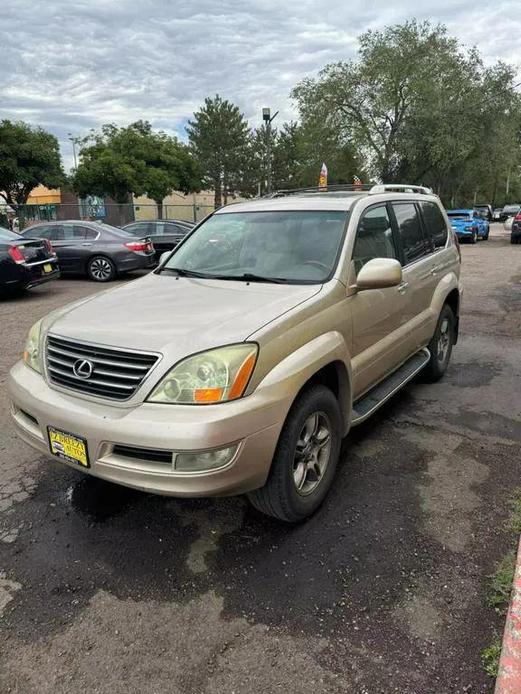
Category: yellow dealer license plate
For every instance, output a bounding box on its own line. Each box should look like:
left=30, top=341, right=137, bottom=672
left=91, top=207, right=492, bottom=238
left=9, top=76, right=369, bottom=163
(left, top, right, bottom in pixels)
left=48, top=427, right=89, bottom=468
left=43, top=263, right=53, bottom=273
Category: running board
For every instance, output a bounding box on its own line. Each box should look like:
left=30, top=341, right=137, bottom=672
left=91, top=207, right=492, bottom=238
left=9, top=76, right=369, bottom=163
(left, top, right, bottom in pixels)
left=351, top=348, right=431, bottom=426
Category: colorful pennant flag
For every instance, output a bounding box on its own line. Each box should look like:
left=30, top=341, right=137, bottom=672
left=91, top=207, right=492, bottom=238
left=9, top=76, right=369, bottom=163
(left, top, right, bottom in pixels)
left=318, top=163, right=328, bottom=189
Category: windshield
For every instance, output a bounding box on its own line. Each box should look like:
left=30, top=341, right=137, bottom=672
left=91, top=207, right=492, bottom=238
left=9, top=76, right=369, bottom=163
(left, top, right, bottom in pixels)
left=160, top=210, right=348, bottom=283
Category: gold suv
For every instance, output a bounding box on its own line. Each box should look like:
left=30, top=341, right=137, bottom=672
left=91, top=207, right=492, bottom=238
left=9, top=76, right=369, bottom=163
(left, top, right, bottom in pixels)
left=8, top=184, right=462, bottom=522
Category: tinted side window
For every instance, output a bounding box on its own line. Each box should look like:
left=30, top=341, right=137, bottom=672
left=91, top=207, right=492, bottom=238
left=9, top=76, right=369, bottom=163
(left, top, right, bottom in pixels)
left=46, top=225, right=65, bottom=240
left=72, top=225, right=89, bottom=239
left=352, top=205, right=397, bottom=273
left=420, top=202, right=448, bottom=250
left=392, top=203, right=427, bottom=264
left=84, top=228, right=98, bottom=240
left=27, top=225, right=51, bottom=239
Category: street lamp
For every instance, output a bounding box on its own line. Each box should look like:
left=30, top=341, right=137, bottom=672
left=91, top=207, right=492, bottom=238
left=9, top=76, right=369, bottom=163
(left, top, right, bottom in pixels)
left=262, top=107, right=279, bottom=194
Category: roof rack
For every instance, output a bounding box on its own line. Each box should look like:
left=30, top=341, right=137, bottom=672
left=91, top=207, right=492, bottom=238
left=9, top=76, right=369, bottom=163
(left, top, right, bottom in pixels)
left=267, top=183, right=434, bottom=198
left=268, top=184, right=374, bottom=197
left=368, top=184, right=433, bottom=195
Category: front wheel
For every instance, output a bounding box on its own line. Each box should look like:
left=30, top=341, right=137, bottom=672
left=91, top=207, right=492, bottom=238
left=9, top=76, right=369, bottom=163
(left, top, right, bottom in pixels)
left=470, top=231, right=477, bottom=244
left=87, top=256, right=116, bottom=282
left=248, top=385, right=342, bottom=522
left=423, top=304, right=455, bottom=382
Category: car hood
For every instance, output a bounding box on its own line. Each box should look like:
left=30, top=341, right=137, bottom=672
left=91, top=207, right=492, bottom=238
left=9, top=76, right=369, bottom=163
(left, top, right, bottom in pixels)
left=47, top=272, right=321, bottom=356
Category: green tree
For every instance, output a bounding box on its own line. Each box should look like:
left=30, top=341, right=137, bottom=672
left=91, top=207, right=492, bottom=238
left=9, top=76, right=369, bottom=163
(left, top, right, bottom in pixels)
left=187, top=95, right=251, bottom=207
left=292, top=18, right=521, bottom=203
left=73, top=121, right=200, bottom=217
left=0, top=120, right=64, bottom=205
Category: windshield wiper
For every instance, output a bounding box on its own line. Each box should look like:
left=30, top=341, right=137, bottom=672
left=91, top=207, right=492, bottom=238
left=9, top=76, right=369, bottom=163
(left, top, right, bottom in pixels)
left=219, top=273, right=289, bottom=284
left=160, top=268, right=289, bottom=283
left=160, top=267, right=215, bottom=278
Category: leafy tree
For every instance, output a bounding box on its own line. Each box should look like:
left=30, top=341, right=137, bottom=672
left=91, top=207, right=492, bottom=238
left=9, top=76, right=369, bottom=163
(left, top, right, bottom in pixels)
left=0, top=120, right=64, bottom=205
left=73, top=121, right=200, bottom=217
left=187, top=95, right=251, bottom=207
left=292, top=19, right=521, bottom=204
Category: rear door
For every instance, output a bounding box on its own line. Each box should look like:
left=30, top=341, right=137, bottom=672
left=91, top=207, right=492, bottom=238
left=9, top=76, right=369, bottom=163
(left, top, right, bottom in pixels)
left=390, top=201, right=439, bottom=352
left=45, top=224, right=87, bottom=271
left=349, top=203, right=410, bottom=397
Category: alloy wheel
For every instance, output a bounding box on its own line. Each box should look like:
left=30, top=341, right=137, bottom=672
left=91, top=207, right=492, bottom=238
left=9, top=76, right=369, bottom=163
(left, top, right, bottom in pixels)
left=437, top=318, right=451, bottom=363
left=89, top=257, right=113, bottom=281
left=293, top=412, right=332, bottom=496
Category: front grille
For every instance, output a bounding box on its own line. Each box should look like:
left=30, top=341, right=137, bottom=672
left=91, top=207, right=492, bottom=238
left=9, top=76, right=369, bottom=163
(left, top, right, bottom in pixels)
left=112, top=444, right=173, bottom=464
left=46, top=335, right=159, bottom=401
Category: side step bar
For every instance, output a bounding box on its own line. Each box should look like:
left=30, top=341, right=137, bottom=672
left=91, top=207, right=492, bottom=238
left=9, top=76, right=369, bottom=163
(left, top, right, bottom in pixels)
left=351, top=348, right=431, bottom=426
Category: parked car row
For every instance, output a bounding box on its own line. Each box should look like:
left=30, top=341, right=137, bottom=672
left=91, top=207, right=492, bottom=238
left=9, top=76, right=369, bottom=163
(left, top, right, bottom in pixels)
left=1, top=219, right=195, bottom=293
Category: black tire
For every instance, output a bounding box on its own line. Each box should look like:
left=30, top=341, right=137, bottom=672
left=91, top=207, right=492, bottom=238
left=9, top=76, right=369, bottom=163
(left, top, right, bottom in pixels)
left=87, top=255, right=116, bottom=282
left=248, top=385, right=342, bottom=522
left=423, top=304, right=455, bottom=382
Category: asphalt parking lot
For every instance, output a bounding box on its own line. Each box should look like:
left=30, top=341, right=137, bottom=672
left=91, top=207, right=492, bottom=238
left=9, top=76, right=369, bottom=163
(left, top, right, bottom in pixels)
left=0, top=225, right=520, bottom=694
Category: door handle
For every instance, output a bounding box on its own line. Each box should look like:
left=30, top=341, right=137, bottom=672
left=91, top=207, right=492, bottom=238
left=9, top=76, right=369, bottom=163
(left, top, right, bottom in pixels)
left=81, top=243, right=93, bottom=247
left=397, top=281, right=409, bottom=294
left=430, top=265, right=440, bottom=275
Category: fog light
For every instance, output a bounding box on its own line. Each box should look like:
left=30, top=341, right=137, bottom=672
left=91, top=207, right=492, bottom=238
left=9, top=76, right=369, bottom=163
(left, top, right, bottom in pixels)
left=174, top=444, right=239, bottom=472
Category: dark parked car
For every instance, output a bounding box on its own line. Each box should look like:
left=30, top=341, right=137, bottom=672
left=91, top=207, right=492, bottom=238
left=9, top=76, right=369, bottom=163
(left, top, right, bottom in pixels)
left=475, top=204, right=493, bottom=221
left=21, top=221, right=155, bottom=282
left=493, top=207, right=503, bottom=221
left=0, top=225, right=59, bottom=293
left=500, top=204, right=521, bottom=222
left=122, top=219, right=194, bottom=260
left=510, top=211, right=521, bottom=244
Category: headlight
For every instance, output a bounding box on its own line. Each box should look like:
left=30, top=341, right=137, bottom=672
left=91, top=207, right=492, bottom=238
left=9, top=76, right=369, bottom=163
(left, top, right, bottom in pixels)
left=147, top=343, right=258, bottom=404
left=22, top=319, right=42, bottom=373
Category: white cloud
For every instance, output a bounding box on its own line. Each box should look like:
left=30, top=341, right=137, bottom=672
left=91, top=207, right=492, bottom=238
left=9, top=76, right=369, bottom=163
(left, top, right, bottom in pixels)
left=1, top=0, right=519, bottom=169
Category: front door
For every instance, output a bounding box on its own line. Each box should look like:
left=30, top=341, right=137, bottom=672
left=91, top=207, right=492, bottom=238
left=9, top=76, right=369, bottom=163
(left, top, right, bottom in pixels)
left=349, top=203, right=410, bottom=398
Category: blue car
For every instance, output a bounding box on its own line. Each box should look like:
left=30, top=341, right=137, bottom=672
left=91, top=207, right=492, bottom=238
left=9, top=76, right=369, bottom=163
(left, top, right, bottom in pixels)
left=447, top=209, right=489, bottom=243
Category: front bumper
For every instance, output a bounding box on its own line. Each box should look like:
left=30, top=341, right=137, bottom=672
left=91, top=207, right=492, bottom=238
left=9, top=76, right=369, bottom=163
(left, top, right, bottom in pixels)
left=8, top=361, right=290, bottom=497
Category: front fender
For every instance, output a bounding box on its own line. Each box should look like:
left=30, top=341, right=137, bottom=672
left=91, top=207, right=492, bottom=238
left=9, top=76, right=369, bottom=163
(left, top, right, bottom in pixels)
left=252, top=331, right=353, bottom=435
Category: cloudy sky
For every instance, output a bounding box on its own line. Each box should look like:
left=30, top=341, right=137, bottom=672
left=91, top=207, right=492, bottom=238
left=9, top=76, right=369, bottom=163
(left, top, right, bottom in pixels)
left=2, top=0, right=520, bottom=168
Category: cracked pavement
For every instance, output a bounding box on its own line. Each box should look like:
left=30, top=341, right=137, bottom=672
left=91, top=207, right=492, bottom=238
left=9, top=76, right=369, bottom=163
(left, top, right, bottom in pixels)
left=0, top=227, right=520, bottom=693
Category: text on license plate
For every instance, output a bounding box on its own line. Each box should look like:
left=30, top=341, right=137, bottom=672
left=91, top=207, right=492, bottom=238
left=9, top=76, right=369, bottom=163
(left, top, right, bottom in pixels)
left=48, top=427, right=89, bottom=467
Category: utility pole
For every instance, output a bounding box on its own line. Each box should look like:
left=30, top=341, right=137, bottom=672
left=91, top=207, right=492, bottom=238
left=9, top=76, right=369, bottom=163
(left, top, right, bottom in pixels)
left=262, top=108, right=279, bottom=194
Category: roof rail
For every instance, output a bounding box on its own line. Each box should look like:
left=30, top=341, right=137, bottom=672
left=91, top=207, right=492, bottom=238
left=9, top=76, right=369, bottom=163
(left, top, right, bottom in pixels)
left=369, top=184, right=433, bottom=195
left=267, top=183, right=374, bottom=198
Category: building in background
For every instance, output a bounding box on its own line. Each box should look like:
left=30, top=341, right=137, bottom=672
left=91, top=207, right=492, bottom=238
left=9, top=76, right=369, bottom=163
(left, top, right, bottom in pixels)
left=132, top=190, right=217, bottom=223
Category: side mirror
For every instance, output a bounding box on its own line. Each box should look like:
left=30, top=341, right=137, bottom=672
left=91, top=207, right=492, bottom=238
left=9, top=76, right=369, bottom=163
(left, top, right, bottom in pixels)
left=356, top=258, right=402, bottom=291
left=159, top=251, right=171, bottom=266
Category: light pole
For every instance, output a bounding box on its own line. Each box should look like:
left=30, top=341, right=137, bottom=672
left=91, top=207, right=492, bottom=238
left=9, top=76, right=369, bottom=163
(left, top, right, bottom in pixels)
left=67, top=133, right=79, bottom=170
left=262, top=107, right=279, bottom=194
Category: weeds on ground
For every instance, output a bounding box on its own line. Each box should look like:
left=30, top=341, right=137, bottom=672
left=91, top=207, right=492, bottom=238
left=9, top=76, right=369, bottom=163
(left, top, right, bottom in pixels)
left=487, top=551, right=516, bottom=611
left=481, top=488, right=521, bottom=679
left=482, top=632, right=502, bottom=679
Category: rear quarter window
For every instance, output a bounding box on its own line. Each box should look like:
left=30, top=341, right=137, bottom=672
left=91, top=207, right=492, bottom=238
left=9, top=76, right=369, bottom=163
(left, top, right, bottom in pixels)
left=420, top=202, right=448, bottom=250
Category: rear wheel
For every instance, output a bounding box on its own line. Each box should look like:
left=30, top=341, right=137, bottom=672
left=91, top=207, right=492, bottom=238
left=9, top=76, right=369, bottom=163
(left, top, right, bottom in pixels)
left=248, top=385, right=342, bottom=522
left=423, top=304, right=455, bottom=382
left=87, top=256, right=116, bottom=282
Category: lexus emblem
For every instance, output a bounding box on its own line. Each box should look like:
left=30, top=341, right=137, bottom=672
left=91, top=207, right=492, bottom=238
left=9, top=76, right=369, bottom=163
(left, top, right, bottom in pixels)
left=73, top=358, right=94, bottom=379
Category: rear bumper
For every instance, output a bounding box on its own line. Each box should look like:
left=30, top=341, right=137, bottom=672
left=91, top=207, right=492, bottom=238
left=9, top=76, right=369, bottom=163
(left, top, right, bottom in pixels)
left=1, top=258, right=60, bottom=289
left=8, top=360, right=291, bottom=497
left=116, top=252, right=155, bottom=272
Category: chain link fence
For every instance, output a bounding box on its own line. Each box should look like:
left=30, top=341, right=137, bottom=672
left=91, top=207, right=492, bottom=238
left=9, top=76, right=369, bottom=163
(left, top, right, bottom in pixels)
left=0, top=202, right=216, bottom=231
